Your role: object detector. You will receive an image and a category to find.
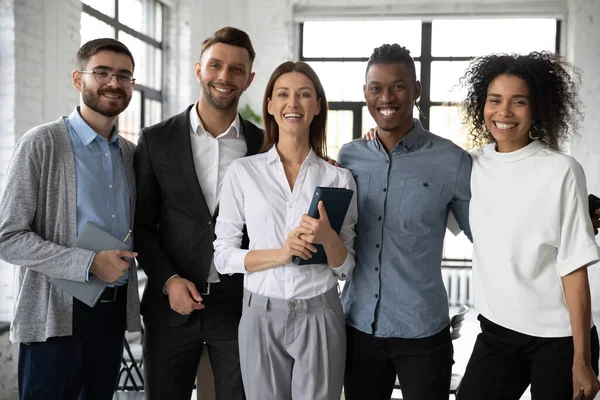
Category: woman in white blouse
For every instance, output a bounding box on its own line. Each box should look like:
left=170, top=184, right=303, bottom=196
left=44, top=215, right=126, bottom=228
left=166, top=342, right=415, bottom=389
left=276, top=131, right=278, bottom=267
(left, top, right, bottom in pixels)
left=213, top=61, right=357, bottom=400
left=457, top=52, right=600, bottom=400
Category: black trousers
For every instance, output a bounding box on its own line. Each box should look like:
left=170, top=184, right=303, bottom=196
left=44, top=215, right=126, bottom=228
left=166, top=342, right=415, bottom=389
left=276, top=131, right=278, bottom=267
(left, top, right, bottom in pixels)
left=344, top=324, right=454, bottom=400
left=18, top=293, right=126, bottom=400
left=143, top=291, right=244, bottom=400
left=457, top=315, right=600, bottom=400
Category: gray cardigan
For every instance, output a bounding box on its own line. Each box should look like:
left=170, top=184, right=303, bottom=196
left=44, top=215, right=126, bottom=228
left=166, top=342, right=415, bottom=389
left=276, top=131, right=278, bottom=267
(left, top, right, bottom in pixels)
left=0, top=118, right=141, bottom=343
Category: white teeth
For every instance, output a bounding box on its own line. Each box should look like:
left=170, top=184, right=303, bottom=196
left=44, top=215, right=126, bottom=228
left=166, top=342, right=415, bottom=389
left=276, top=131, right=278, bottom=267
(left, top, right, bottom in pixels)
left=103, top=94, right=120, bottom=98
left=495, top=122, right=517, bottom=130
left=284, top=113, right=303, bottom=119
left=379, top=108, right=396, bottom=117
left=214, top=87, right=231, bottom=93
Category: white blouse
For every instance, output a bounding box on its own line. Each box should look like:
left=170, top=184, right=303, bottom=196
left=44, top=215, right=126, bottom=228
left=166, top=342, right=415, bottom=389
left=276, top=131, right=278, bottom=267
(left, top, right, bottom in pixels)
left=214, top=145, right=357, bottom=300
left=470, top=140, right=600, bottom=337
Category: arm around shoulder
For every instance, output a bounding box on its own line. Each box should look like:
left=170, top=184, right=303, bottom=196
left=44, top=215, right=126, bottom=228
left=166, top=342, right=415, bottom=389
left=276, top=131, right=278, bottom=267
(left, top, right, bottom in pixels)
left=449, top=151, right=473, bottom=241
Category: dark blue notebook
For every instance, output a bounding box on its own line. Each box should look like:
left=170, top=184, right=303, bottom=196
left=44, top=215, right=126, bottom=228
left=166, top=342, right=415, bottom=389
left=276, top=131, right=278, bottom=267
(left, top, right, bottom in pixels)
left=292, top=186, right=354, bottom=265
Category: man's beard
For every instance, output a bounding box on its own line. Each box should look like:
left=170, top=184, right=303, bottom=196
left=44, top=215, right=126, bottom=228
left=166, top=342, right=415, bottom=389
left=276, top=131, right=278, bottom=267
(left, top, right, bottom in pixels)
left=82, top=83, right=132, bottom=118
left=201, top=80, right=240, bottom=110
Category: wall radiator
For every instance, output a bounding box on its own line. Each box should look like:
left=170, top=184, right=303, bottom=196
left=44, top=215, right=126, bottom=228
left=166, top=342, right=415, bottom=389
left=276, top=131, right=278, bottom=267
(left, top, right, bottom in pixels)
left=442, top=267, right=473, bottom=306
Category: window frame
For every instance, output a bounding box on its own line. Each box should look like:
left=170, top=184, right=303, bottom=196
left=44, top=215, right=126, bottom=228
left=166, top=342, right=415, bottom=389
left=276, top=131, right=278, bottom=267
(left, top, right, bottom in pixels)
left=299, top=20, right=561, bottom=140
left=82, top=0, right=164, bottom=132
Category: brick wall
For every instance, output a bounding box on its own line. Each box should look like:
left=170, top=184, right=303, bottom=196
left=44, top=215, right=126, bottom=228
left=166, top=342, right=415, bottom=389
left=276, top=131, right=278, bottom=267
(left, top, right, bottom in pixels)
left=0, top=1, right=81, bottom=397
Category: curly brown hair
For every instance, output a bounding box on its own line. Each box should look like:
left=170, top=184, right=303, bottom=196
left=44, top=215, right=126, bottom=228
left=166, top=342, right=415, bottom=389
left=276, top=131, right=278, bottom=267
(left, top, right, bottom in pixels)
left=460, top=51, right=582, bottom=150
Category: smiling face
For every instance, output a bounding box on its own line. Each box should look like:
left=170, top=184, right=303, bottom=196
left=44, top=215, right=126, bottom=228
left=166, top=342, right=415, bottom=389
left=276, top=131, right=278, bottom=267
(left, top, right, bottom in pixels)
left=195, top=42, right=255, bottom=111
left=484, top=74, right=533, bottom=152
left=267, top=72, right=321, bottom=140
left=364, top=62, right=421, bottom=136
left=75, top=50, right=134, bottom=118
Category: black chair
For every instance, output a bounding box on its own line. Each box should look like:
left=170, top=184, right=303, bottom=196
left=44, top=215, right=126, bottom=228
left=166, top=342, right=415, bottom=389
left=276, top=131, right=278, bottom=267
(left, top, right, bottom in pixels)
left=392, top=305, right=470, bottom=399
left=115, top=328, right=144, bottom=392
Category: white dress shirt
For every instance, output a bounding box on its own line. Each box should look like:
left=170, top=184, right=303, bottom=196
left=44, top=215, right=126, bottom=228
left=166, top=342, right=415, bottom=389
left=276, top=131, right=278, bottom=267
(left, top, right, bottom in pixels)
left=213, top=145, right=358, bottom=300
left=189, top=103, right=247, bottom=283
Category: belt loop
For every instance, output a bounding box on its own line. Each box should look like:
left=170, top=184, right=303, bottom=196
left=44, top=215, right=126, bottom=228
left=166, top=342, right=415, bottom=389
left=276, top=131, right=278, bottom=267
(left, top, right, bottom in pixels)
left=265, top=297, right=270, bottom=311
left=246, top=291, right=252, bottom=307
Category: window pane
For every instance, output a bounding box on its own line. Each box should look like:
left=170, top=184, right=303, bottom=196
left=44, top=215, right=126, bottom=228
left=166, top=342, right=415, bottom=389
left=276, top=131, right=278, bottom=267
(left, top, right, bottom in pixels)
left=118, top=32, right=161, bottom=90
left=327, top=111, right=354, bottom=161
left=429, top=106, right=470, bottom=149
left=309, top=62, right=420, bottom=102
left=443, top=231, right=473, bottom=260
left=82, top=0, right=115, bottom=17
left=154, top=1, right=163, bottom=42
left=303, top=21, right=422, bottom=58
left=80, top=13, right=115, bottom=45
left=308, top=62, right=367, bottom=102
left=119, top=0, right=162, bottom=41
left=118, top=90, right=141, bottom=143
left=430, top=61, right=469, bottom=102
left=432, top=19, right=557, bottom=57
left=145, top=99, right=162, bottom=128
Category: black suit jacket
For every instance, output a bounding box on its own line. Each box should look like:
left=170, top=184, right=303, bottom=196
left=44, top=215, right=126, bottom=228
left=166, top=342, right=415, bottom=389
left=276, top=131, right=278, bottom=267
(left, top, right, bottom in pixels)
left=134, top=105, right=263, bottom=326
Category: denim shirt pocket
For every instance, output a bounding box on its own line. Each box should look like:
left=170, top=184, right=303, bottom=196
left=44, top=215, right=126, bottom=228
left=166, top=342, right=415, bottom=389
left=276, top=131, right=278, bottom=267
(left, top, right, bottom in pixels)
left=398, top=177, right=443, bottom=219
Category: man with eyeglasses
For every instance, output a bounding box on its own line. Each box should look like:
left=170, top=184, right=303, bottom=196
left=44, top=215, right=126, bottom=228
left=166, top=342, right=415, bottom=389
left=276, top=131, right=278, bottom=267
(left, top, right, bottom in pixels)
left=0, top=38, right=140, bottom=399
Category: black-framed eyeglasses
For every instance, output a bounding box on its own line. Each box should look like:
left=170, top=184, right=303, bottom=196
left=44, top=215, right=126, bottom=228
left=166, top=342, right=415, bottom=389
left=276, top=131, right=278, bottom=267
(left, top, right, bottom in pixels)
left=78, top=70, right=136, bottom=88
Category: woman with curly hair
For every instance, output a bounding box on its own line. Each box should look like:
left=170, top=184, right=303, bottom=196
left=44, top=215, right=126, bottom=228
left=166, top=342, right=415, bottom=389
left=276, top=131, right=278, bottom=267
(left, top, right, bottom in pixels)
left=457, top=52, right=600, bottom=400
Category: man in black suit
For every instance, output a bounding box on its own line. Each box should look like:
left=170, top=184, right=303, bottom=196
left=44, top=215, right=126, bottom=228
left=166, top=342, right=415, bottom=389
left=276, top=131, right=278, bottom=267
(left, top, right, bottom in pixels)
left=133, top=27, right=262, bottom=400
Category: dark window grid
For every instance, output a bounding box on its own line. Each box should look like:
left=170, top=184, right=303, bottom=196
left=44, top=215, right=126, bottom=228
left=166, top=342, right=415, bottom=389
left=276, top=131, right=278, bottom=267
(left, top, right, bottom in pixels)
left=300, top=20, right=561, bottom=133
left=83, top=1, right=163, bottom=131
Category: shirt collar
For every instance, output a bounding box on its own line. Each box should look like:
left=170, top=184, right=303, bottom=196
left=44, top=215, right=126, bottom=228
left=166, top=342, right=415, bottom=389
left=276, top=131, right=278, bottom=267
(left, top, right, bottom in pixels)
left=373, top=118, right=424, bottom=153
left=68, top=107, right=118, bottom=146
left=266, top=144, right=319, bottom=167
left=189, top=102, right=241, bottom=138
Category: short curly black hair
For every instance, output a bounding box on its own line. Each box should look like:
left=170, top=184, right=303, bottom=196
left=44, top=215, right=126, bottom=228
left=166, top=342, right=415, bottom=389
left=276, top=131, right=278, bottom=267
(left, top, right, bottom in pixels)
left=366, top=44, right=417, bottom=81
left=460, top=51, right=581, bottom=150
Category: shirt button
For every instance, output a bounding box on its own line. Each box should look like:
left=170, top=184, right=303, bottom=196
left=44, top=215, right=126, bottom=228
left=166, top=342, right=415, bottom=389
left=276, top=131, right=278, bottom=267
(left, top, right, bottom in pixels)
left=375, top=294, right=379, bottom=299
left=383, top=188, right=387, bottom=192
left=378, top=216, right=382, bottom=221
left=423, top=182, right=429, bottom=187
left=376, top=244, right=380, bottom=248
left=208, top=221, right=213, bottom=226
left=108, top=184, right=113, bottom=189
left=385, top=160, right=389, bottom=163
left=375, top=267, right=379, bottom=272
left=104, top=153, right=109, bottom=157
left=112, top=214, right=116, bottom=218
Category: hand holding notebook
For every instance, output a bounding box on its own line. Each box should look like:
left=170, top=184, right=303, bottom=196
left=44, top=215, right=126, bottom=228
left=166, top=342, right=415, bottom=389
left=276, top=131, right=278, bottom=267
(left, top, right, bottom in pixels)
left=50, top=222, right=135, bottom=307
left=293, top=186, right=354, bottom=265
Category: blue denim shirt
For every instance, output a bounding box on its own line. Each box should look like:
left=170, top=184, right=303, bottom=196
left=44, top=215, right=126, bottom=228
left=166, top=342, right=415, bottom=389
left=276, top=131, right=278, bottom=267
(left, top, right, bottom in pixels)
left=339, top=119, right=472, bottom=338
left=65, top=108, right=132, bottom=287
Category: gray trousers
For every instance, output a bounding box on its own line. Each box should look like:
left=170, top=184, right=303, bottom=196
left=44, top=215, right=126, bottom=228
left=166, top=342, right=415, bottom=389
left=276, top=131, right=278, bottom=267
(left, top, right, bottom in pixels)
left=238, top=286, right=346, bottom=400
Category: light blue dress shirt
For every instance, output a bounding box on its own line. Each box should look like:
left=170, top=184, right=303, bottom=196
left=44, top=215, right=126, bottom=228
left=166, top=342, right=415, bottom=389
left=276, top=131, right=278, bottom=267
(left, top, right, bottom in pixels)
left=64, top=107, right=131, bottom=287
left=338, top=119, right=472, bottom=338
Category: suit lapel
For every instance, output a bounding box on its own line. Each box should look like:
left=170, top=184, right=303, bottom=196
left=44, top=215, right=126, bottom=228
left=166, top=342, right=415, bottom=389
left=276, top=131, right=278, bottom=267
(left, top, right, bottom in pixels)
left=173, top=107, right=212, bottom=218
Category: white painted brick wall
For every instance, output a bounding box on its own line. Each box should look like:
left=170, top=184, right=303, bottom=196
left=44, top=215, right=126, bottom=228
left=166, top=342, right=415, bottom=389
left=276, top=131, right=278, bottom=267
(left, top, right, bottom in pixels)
left=567, top=0, right=600, bottom=344
left=0, top=0, right=81, bottom=397
left=164, top=0, right=195, bottom=117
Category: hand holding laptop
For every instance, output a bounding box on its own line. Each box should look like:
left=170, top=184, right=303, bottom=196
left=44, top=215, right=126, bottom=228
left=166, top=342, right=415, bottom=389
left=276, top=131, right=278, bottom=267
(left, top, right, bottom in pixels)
left=90, top=249, right=137, bottom=283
